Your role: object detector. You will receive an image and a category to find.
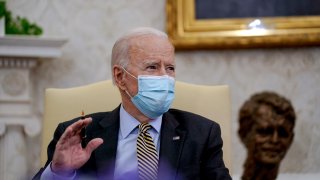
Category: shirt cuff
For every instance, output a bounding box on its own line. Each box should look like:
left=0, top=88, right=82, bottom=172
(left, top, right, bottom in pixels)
left=40, top=162, right=76, bottom=180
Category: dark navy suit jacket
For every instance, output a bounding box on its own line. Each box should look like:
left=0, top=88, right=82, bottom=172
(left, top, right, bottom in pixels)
left=33, top=106, right=231, bottom=180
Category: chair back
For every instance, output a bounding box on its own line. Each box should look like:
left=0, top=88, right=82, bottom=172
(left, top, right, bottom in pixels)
left=41, top=80, right=232, bottom=173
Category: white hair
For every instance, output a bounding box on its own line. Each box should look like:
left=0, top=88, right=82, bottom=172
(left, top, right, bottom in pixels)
left=111, top=27, right=169, bottom=83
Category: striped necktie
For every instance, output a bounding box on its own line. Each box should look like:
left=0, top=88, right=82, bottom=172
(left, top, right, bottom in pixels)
left=137, top=123, right=159, bottom=180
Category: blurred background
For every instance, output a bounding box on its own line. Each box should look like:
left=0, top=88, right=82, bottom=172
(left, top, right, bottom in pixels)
left=0, top=0, right=319, bottom=179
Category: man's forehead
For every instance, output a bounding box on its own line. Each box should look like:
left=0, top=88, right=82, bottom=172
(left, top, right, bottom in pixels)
left=128, top=48, right=175, bottom=65
left=129, top=35, right=173, bottom=49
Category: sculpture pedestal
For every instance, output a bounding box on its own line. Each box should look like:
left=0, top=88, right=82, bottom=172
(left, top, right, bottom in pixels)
left=0, top=36, right=66, bottom=179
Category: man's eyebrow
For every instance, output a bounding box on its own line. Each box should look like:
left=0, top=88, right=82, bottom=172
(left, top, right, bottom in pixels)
left=142, top=60, right=160, bottom=66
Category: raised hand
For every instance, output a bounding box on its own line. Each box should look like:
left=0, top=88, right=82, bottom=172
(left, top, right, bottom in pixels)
left=51, top=117, right=103, bottom=176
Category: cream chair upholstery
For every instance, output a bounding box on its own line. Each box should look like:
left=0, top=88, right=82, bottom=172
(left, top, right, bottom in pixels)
left=41, top=80, right=232, bottom=173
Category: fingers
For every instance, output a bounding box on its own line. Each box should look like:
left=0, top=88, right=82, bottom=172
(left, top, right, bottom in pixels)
left=85, top=138, right=104, bottom=154
left=71, top=117, right=92, bottom=131
left=59, top=117, right=92, bottom=144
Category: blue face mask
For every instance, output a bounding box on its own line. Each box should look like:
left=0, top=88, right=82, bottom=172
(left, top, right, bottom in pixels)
left=122, top=67, right=175, bottom=119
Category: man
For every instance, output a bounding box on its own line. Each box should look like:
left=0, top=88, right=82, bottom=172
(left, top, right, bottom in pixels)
left=33, top=27, right=231, bottom=180
left=238, top=92, right=296, bottom=180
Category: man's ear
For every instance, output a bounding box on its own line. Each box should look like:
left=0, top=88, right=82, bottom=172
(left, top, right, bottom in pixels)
left=113, top=65, right=126, bottom=90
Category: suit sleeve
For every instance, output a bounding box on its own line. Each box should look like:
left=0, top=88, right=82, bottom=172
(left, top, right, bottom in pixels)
left=32, top=123, right=68, bottom=180
left=200, top=123, right=232, bottom=180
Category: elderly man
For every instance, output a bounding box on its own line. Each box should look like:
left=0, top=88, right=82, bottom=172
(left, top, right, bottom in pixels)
left=33, top=27, right=231, bottom=180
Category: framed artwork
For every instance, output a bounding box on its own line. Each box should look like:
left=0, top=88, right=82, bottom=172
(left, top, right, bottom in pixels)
left=166, top=0, right=320, bottom=49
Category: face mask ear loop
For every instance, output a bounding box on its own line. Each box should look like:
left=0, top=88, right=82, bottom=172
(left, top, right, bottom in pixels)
left=121, top=66, right=137, bottom=99
left=125, top=90, right=133, bottom=99
left=121, top=66, right=137, bottom=80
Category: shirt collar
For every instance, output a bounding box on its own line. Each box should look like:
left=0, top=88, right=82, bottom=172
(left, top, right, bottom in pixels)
left=119, top=105, right=162, bottom=139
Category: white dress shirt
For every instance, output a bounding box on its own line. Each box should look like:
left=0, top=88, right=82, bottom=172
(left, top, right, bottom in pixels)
left=40, top=105, right=162, bottom=180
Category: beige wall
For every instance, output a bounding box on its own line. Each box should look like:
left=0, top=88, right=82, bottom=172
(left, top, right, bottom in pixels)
left=8, top=0, right=320, bottom=176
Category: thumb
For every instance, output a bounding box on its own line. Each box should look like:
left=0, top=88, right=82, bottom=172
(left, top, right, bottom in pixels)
left=85, top=138, right=103, bottom=154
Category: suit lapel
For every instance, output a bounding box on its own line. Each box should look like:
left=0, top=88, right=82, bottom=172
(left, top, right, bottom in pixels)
left=92, top=106, right=120, bottom=179
left=158, top=112, right=187, bottom=179
left=89, top=107, right=187, bottom=179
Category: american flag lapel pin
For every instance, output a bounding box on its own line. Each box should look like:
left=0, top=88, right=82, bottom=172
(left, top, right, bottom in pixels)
left=173, top=136, right=180, bottom=140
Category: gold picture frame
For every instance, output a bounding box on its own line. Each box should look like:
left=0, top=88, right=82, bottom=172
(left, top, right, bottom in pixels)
left=166, top=0, right=320, bottom=49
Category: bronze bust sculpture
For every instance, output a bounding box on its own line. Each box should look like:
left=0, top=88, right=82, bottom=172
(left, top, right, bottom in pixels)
left=238, top=92, right=296, bottom=180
